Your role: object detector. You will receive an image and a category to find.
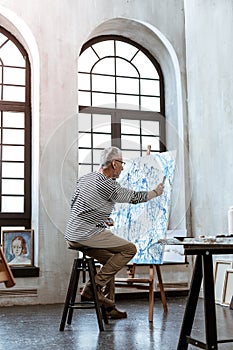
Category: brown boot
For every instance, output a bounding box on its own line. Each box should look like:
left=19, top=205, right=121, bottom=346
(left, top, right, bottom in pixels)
left=81, top=283, right=115, bottom=309
left=106, top=307, right=127, bottom=319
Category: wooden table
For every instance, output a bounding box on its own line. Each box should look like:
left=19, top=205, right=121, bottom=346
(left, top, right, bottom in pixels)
left=176, top=242, right=233, bottom=350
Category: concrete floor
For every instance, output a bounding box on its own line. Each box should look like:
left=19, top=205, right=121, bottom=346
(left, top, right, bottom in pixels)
left=0, top=295, right=232, bottom=350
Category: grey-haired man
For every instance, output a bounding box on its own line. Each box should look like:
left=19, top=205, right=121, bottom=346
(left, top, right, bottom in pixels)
left=65, top=146, right=164, bottom=319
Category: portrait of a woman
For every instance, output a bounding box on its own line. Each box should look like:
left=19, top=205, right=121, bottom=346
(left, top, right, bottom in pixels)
left=9, top=235, right=31, bottom=265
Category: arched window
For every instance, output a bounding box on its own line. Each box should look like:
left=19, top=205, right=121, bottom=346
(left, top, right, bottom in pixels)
left=78, top=35, right=165, bottom=176
left=0, top=27, right=31, bottom=233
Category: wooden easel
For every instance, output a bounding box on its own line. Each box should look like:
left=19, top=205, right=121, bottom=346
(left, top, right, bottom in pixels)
left=115, top=263, right=167, bottom=322
left=0, top=247, right=16, bottom=288
left=115, top=145, right=167, bottom=322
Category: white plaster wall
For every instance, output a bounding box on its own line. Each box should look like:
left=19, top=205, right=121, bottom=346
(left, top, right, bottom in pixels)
left=184, top=0, right=233, bottom=236
left=0, top=0, right=191, bottom=305
left=0, top=0, right=81, bottom=304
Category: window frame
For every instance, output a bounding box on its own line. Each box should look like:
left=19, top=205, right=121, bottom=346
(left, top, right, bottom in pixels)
left=78, top=35, right=166, bottom=173
left=79, top=35, right=165, bottom=115
left=79, top=105, right=165, bottom=169
left=0, top=26, right=32, bottom=230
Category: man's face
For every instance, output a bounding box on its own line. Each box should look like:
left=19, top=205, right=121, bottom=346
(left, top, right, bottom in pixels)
left=112, top=159, right=125, bottom=178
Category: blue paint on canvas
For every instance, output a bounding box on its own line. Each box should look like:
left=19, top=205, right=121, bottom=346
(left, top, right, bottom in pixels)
left=110, top=151, right=176, bottom=264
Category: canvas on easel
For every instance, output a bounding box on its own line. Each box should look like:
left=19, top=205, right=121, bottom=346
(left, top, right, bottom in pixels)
left=111, top=150, right=176, bottom=264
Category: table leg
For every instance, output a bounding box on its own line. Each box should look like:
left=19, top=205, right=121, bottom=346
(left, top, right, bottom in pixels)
left=202, top=253, right=218, bottom=349
left=177, top=255, right=203, bottom=350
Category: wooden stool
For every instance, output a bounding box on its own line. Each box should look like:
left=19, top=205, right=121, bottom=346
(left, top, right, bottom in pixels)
left=59, top=247, right=108, bottom=332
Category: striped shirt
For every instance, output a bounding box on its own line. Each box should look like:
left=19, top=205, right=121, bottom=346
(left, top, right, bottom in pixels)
left=65, top=171, right=148, bottom=242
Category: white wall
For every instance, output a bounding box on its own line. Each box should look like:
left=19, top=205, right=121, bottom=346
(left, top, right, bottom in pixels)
left=184, top=0, right=233, bottom=236
left=0, top=0, right=81, bottom=304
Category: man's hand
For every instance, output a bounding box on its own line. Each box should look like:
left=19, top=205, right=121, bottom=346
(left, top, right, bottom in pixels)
left=153, top=182, right=164, bottom=196
left=105, top=217, right=114, bottom=226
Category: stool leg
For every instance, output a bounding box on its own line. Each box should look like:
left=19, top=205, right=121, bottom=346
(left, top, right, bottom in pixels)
left=101, top=305, right=108, bottom=325
left=91, top=260, right=108, bottom=325
left=59, top=258, right=79, bottom=331
left=67, top=259, right=81, bottom=325
left=82, top=253, right=87, bottom=284
left=88, top=259, right=105, bottom=331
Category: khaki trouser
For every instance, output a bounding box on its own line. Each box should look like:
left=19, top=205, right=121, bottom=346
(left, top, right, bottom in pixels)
left=66, top=229, right=137, bottom=302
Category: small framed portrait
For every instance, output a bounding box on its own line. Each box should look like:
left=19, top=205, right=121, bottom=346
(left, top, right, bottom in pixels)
left=1, top=229, right=34, bottom=266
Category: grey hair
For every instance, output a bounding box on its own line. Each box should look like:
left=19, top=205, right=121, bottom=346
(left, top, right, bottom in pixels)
left=100, top=146, right=122, bottom=168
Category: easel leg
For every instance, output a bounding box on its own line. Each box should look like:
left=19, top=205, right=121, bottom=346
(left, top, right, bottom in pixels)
left=148, top=265, right=154, bottom=322
left=156, top=265, right=168, bottom=312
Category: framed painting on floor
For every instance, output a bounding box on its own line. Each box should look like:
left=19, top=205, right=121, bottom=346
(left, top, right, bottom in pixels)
left=214, top=260, right=233, bottom=304
left=222, top=269, right=233, bottom=306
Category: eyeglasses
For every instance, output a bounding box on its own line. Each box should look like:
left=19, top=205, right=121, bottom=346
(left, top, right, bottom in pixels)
left=114, top=159, right=126, bottom=166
